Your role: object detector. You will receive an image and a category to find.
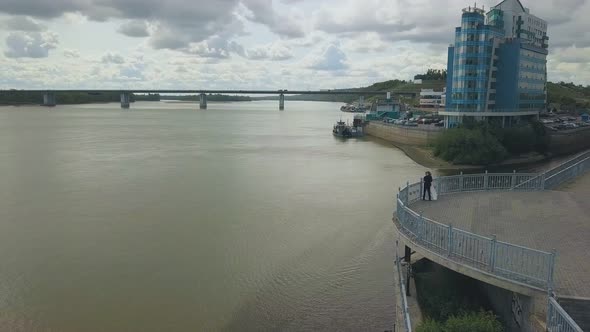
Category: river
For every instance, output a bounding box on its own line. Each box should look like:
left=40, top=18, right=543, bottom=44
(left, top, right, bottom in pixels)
left=0, top=101, right=427, bottom=331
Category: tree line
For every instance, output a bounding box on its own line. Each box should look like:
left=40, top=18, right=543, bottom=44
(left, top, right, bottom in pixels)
left=0, top=91, right=254, bottom=105
left=414, top=69, right=448, bottom=81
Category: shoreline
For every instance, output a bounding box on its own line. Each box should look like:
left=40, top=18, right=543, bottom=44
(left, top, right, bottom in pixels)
left=366, top=135, right=579, bottom=173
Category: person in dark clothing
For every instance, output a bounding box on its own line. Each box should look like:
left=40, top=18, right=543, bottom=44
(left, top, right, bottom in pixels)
left=423, top=171, right=433, bottom=201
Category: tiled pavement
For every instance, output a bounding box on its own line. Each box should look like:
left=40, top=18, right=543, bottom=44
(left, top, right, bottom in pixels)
left=410, top=175, right=590, bottom=298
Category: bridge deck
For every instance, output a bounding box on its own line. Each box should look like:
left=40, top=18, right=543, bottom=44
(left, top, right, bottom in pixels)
left=410, top=174, right=590, bottom=298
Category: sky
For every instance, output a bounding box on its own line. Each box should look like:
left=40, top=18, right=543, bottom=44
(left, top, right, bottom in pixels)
left=0, top=0, right=589, bottom=90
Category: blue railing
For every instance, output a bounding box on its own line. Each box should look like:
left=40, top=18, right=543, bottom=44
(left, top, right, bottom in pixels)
left=396, top=191, right=554, bottom=290
left=544, top=150, right=590, bottom=189
left=395, top=250, right=412, bottom=332
left=395, top=160, right=590, bottom=330
left=547, top=297, right=583, bottom=332
left=513, top=149, right=590, bottom=190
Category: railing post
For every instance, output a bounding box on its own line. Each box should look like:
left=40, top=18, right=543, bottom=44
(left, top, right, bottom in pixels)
left=484, top=170, right=489, bottom=190
left=511, top=170, right=516, bottom=189
left=406, top=181, right=410, bottom=204
left=419, top=214, right=424, bottom=242
left=540, top=172, right=546, bottom=191
left=448, top=224, right=453, bottom=256
left=460, top=172, right=464, bottom=191
left=490, top=235, right=497, bottom=272
left=548, top=248, right=556, bottom=292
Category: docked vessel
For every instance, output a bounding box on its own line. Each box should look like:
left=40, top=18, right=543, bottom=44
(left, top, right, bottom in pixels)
left=340, top=104, right=367, bottom=113
left=332, top=119, right=364, bottom=138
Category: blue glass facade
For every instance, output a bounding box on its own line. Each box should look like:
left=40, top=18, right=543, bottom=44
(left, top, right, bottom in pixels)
left=444, top=3, right=548, bottom=128
left=447, top=9, right=504, bottom=113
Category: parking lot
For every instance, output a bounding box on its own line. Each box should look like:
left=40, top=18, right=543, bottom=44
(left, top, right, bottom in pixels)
left=542, top=114, right=590, bottom=131
left=382, top=115, right=444, bottom=128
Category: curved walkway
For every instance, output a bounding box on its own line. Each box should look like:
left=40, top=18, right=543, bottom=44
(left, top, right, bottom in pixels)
left=409, top=178, right=590, bottom=298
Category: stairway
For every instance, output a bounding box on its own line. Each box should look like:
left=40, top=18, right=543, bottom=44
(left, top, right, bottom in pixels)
left=559, top=297, right=590, bottom=331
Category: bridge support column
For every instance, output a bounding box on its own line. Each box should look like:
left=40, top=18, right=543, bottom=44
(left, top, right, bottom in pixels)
left=200, top=93, right=207, bottom=109
left=43, top=92, right=56, bottom=107
left=359, top=95, right=364, bottom=107
left=279, top=93, right=285, bottom=110
left=120, top=92, right=130, bottom=109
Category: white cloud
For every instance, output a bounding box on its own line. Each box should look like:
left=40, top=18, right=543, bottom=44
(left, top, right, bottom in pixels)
left=117, top=20, right=150, bottom=38
left=4, top=31, right=58, bottom=58
left=101, top=52, right=125, bottom=64
left=1, top=16, right=46, bottom=31
left=246, top=42, right=293, bottom=60
left=0, top=0, right=588, bottom=88
left=307, top=44, right=348, bottom=71
left=63, top=49, right=80, bottom=58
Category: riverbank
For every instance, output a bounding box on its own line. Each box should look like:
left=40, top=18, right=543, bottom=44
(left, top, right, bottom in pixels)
left=368, top=134, right=581, bottom=175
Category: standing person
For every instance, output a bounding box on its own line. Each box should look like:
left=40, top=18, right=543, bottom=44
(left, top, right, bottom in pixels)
left=423, top=171, right=433, bottom=201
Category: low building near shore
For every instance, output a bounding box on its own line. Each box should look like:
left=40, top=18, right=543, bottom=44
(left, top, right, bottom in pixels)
left=419, top=89, right=444, bottom=108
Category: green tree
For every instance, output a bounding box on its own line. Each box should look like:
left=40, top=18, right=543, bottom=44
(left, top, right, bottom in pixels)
left=444, top=311, right=504, bottom=332
left=417, top=319, right=444, bottom=332
left=417, top=312, right=503, bottom=332
left=499, top=125, right=536, bottom=154
left=434, top=127, right=508, bottom=165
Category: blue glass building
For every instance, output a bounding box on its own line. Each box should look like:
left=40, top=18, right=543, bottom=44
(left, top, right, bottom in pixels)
left=443, top=0, right=548, bottom=128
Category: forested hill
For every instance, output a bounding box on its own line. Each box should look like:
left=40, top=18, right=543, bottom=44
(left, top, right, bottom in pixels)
left=0, top=91, right=159, bottom=105
left=253, top=79, right=446, bottom=104
left=547, top=82, right=590, bottom=110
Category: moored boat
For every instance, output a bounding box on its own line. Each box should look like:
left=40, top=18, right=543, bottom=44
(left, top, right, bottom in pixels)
left=332, top=119, right=364, bottom=138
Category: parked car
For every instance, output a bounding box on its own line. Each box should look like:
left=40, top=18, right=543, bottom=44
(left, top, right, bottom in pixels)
left=404, top=121, right=418, bottom=127
left=434, top=120, right=445, bottom=127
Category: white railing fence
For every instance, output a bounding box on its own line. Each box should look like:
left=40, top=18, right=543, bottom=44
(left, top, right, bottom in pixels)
left=394, top=154, right=590, bottom=331
left=547, top=297, right=584, bottom=332
left=396, top=192, right=554, bottom=290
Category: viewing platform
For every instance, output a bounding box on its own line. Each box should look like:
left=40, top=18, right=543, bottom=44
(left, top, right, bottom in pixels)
left=393, top=150, right=590, bottom=331
left=410, top=183, right=590, bottom=299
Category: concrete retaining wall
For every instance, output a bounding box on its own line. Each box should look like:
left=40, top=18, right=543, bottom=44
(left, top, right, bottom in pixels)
left=365, top=122, right=443, bottom=146
left=549, top=127, right=590, bottom=156
left=478, top=281, right=546, bottom=332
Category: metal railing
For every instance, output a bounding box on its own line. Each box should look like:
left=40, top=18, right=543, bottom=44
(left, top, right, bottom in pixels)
left=514, top=149, right=590, bottom=190
left=396, top=193, right=555, bottom=290
left=394, top=152, right=590, bottom=330
left=544, top=150, right=590, bottom=189
left=547, top=297, right=584, bottom=332
left=395, top=250, right=412, bottom=332
left=399, top=172, right=544, bottom=207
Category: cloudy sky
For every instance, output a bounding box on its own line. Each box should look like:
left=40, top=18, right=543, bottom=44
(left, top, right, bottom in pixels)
left=0, top=0, right=588, bottom=90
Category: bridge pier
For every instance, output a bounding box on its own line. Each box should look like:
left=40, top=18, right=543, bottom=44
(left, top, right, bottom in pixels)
left=200, top=93, right=207, bottom=109
left=279, top=93, right=285, bottom=110
left=120, top=92, right=130, bottom=109
left=359, top=95, right=365, bottom=107
left=42, top=92, right=56, bottom=107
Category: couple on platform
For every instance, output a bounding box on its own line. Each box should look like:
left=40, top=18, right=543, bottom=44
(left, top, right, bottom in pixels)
left=423, top=171, right=437, bottom=201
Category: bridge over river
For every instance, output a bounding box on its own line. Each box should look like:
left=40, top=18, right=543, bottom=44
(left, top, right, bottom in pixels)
left=393, top=151, right=590, bottom=331
left=30, top=89, right=416, bottom=110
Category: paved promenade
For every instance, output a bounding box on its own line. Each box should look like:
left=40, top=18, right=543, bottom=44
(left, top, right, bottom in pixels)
left=410, top=173, right=590, bottom=298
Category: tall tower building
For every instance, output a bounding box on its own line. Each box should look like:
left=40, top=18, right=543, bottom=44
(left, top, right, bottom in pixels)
left=443, top=0, right=548, bottom=128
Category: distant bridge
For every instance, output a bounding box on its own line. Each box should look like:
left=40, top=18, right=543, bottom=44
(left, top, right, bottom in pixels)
left=30, top=89, right=417, bottom=110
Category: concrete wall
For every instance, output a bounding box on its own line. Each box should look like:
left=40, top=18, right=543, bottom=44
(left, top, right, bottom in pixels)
left=365, top=122, right=443, bottom=146
left=549, top=127, right=590, bottom=155
left=478, top=281, right=546, bottom=332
